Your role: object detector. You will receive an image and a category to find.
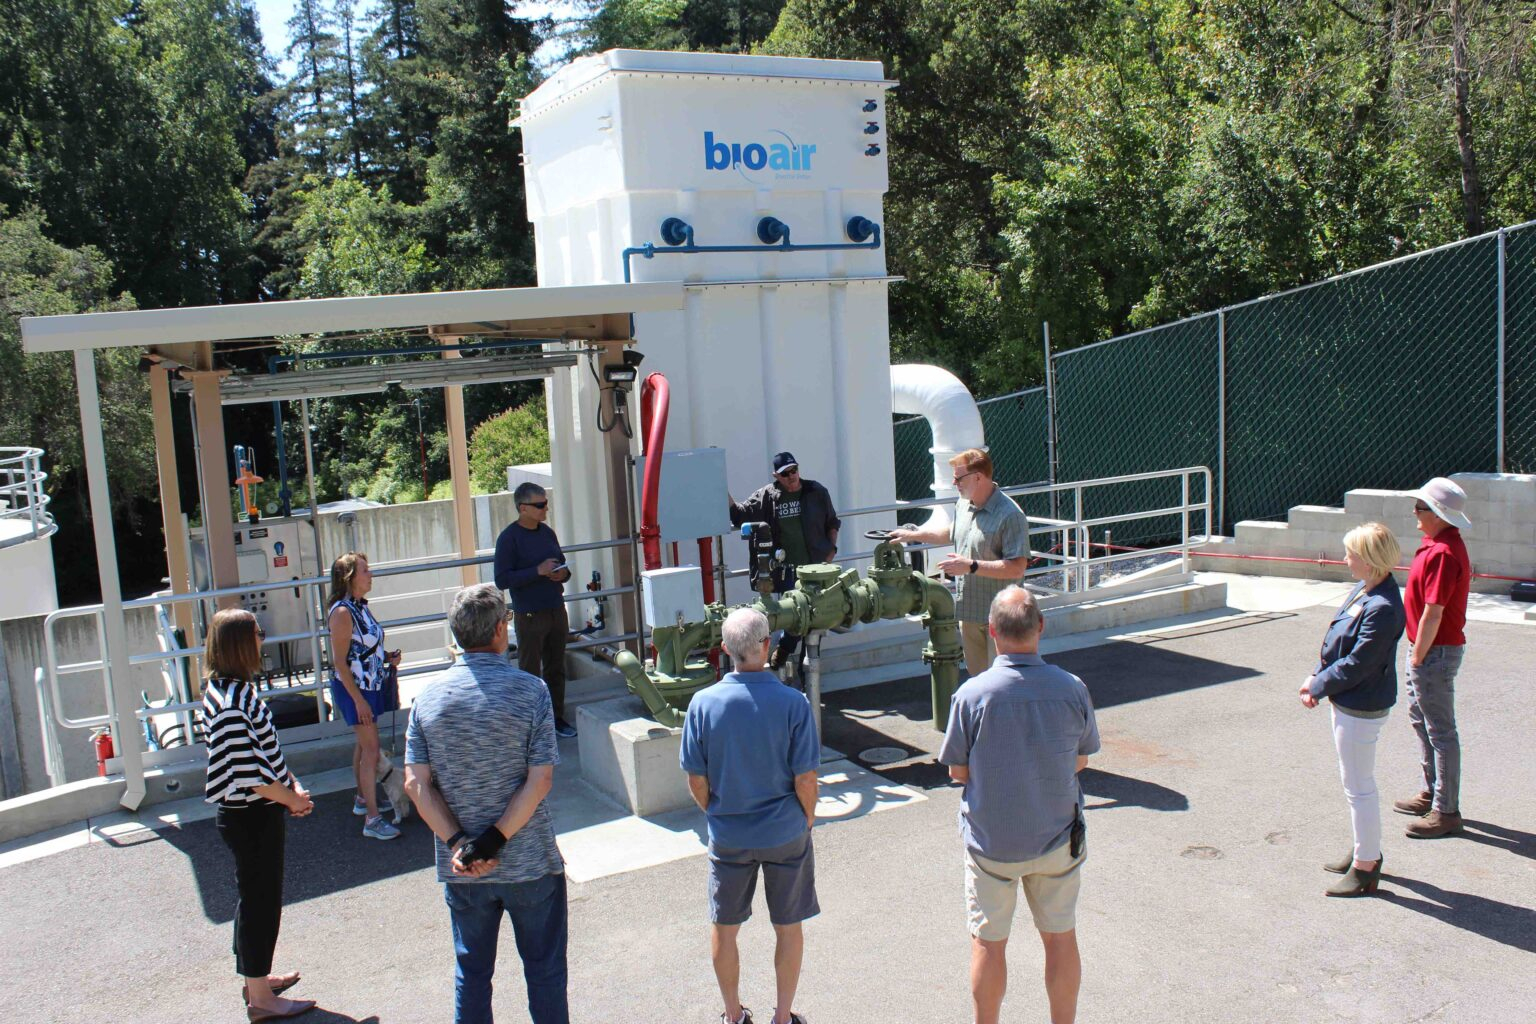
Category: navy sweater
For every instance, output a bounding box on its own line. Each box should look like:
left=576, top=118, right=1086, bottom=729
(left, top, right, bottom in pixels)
left=1307, top=577, right=1406, bottom=713
left=493, top=521, right=566, bottom=613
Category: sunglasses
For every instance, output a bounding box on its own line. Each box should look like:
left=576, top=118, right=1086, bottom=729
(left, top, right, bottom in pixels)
left=952, top=470, right=978, bottom=485
left=1413, top=502, right=1431, bottom=513
left=776, top=468, right=799, bottom=477
left=520, top=500, right=548, bottom=509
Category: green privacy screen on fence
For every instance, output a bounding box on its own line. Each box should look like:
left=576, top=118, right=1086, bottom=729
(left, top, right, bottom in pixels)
left=892, top=221, right=1534, bottom=540
left=1507, top=227, right=1536, bottom=475
left=1052, top=316, right=1221, bottom=543
left=1224, top=235, right=1500, bottom=526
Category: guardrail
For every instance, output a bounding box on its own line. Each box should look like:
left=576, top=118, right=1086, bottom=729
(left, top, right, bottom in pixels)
left=33, top=466, right=1211, bottom=788
left=0, top=447, right=55, bottom=549
left=726, top=466, right=1214, bottom=598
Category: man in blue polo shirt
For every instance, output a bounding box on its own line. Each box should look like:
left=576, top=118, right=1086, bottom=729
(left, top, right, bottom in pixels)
left=681, top=607, right=821, bottom=1024
left=940, top=586, right=1099, bottom=1024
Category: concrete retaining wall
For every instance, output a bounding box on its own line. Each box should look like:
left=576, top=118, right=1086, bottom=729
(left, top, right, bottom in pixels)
left=1198, top=473, right=1536, bottom=591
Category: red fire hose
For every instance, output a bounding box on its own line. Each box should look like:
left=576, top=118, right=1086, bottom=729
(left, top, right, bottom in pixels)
left=639, top=372, right=669, bottom=572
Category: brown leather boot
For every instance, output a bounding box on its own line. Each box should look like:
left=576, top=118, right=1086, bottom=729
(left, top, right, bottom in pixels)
left=1406, top=810, right=1463, bottom=838
left=1392, top=791, right=1432, bottom=816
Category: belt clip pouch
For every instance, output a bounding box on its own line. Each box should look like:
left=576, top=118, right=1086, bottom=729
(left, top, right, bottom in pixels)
left=1069, top=805, right=1086, bottom=859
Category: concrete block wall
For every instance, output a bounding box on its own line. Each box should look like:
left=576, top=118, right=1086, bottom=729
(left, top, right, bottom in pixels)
left=1198, top=472, right=1536, bottom=592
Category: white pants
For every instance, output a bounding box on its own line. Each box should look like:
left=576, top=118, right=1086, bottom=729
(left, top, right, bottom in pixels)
left=1331, top=705, right=1386, bottom=862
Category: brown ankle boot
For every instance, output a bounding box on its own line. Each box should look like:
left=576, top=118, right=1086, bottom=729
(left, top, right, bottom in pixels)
left=1392, top=791, right=1432, bottom=816
left=1405, top=810, right=1463, bottom=838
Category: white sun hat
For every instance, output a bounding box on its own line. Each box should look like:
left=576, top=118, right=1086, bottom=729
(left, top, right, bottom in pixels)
left=1409, top=477, right=1471, bottom=530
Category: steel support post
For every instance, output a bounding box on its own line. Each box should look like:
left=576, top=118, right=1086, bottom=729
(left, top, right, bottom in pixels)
left=1496, top=228, right=1506, bottom=472
left=1217, top=310, right=1227, bottom=532
left=74, top=349, right=147, bottom=810
left=1043, top=322, right=1059, bottom=523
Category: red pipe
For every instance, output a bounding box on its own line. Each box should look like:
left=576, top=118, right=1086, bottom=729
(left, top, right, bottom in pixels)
left=698, top=537, right=716, bottom=604
left=639, top=372, right=670, bottom=571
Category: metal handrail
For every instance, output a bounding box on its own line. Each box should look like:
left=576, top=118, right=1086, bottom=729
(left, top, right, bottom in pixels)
left=722, top=467, right=1213, bottom=596
left=34, top=469, right=1211, bottom=786
left=38, top=532, right=641, bottom=738
left=0, top=447, right=56, bottom=549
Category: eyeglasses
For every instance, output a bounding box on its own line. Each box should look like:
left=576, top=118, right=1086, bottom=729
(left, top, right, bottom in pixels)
left=1413, top=502, right=1431, bottom=513
left=520, top=500, right=548, bottom=509
left=952, top=471, right=977, bottom=485
left=776, top=468, right=799, bottom=478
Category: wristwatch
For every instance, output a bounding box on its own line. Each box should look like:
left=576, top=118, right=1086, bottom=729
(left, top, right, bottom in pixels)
left=969, top=560, right=979, bottom=575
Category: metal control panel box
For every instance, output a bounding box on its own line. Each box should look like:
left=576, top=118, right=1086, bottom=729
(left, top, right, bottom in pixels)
left=633, top=447, right=732, bottom=543
left=642, top=566, right=705, bottom=630
left=190, top=516, right=320, bottom=673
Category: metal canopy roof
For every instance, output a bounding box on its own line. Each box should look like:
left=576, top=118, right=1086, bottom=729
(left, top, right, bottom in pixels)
left=176, top=348, right=581, bottom=405
left=17, top=281, right=685, bottom=353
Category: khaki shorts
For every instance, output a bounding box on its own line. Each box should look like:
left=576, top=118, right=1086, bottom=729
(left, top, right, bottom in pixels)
left=965, top=841, right=1084, bottom=940
left=959, top=621, right=997, bottom=678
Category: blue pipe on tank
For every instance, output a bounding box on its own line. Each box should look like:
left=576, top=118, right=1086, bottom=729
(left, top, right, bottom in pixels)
left=622, top=217, right=882, bottom=283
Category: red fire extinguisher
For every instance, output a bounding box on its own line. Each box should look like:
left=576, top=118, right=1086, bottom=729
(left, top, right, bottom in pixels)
left=91, top=728, right=114, bottom=776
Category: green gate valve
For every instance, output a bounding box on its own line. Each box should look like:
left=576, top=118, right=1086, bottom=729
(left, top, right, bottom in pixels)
left=615, top=542, right=964, bottom=731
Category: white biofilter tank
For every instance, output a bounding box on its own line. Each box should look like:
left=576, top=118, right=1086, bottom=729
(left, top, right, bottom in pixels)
left=517, top=50, right=897, bottom=596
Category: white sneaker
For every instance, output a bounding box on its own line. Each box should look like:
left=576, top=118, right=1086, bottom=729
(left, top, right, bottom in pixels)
left=363, top=815, right=401, bottom=840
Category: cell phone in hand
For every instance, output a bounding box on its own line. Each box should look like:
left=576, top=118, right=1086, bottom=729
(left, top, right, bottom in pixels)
left=548, top=562, right=569, bottom=574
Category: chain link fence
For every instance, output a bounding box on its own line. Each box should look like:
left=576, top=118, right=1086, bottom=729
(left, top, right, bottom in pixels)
left=1052, top=316, right=1221, bottom=543
left=1507, top=225, right=1536, bottom=474
left=893, top=220, right=1535, bottom=539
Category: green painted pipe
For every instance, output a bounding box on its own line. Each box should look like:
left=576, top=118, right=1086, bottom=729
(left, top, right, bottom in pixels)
left=619, top=540, right=966, bottom=730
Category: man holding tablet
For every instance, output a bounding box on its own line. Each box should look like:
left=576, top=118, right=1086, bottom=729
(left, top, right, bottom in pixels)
left=495, top=481, right=577, bottom=738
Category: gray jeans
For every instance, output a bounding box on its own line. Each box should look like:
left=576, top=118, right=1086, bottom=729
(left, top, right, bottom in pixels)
left=1405, top=645, right=1465, bottom=813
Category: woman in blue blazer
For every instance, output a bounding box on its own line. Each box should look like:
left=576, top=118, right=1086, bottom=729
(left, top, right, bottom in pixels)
left=1299, top=522, right=1407, bottom=897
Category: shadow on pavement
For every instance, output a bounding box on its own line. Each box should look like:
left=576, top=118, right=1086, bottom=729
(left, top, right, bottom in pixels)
left=1458, top=819, right=1536, bottom=861
left=1051, top=638, right=1263, bottom=709
left=1081, top=767, right=1189, bottom=811
left=149, top=790, right=436, bottom=923
left=1378, top=873, right=1536, bottom=954
left=296, top=1011, right=380, bottom=1023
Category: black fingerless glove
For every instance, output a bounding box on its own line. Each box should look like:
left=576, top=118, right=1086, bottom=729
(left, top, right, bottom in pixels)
left=457, top=826, right=508, bottom=866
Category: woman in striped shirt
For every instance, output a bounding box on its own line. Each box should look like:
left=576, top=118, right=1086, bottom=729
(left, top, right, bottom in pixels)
left=200, top=608, right=318, bottom=1022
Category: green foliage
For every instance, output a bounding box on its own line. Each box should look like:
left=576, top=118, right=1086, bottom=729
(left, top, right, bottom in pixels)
left=470, top=396, right=551, bottom=494
left=292, top=177, right=436, bottom=297
left=767, top=0, right=1536, bottom=393
left=569, top=0, right=781, bottom=53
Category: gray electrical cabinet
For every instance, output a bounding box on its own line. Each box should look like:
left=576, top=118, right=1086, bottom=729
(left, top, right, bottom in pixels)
left=633, top=447, right=732, bottom=543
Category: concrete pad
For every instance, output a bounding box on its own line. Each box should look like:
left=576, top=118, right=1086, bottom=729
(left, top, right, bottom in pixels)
left=576, top=695, right=693, bottom=817
left=2, top=602, right=1534, bottom=1023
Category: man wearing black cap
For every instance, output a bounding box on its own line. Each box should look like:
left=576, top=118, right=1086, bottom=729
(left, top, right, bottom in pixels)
left=728, top=452, right=841, bottom=674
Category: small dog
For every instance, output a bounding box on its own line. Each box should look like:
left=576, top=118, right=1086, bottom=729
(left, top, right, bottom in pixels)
left=374, top=755, right=412, bottom=825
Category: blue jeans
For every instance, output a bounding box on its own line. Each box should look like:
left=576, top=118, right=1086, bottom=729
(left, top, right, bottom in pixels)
left=444, top=873, right=569, bottom=1024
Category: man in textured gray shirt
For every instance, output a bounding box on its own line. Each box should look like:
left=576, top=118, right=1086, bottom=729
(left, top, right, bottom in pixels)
left=405, top=583, right=567, bottom=1024
left=939, top=586, right=1099, bottom=1024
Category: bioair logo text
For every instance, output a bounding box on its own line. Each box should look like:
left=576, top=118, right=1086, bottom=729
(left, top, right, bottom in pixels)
left=704, top=131, right=816, bottom=176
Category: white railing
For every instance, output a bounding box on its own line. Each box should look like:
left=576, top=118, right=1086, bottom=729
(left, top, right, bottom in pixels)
left=727, top=466, right=1214, bottom=601
left=0, top=447, right=55, bottom=548
left=30, top=467, right=1212, bottom=790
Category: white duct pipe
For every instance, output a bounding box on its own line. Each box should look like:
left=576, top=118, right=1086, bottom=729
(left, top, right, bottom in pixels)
left=890, top=364, right=986, bottom=532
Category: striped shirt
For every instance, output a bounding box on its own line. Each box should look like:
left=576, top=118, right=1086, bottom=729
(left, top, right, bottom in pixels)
left=200, top=677, right=291, bottom=807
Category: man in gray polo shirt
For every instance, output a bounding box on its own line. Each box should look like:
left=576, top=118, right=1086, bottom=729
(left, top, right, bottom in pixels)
left=891, top=447, right=1030, bottom=677
left=404, top=583, right=567, bottom=1024
left=939, top=586, right=1099, bottom=1024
